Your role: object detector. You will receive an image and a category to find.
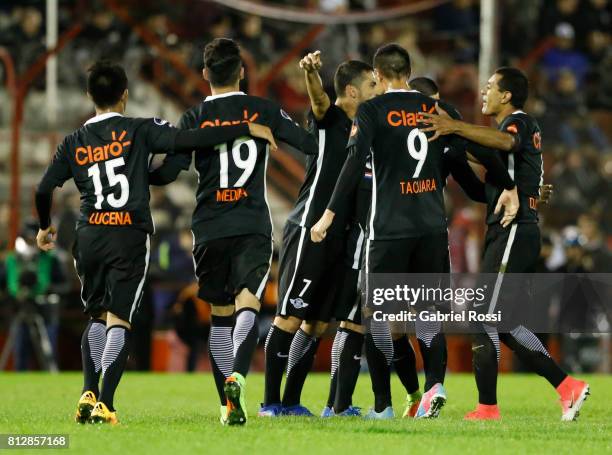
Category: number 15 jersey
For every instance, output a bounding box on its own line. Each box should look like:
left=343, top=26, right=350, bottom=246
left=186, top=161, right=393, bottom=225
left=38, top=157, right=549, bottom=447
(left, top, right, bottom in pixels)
left=178, top=91, right=318, bottom=244
left=328, top=90, right=458, bottom=240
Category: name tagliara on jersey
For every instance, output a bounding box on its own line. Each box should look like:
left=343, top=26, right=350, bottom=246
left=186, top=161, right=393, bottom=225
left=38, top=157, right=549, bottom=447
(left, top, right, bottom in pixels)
left=372, top=310, right=502, bottom=323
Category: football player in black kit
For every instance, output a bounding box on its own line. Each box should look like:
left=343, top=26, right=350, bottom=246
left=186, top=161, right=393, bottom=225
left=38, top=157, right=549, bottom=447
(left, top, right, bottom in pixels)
left=151, top=38, right=319, bottom=426
left=259, top=51, right=380, bottom=417
left=419, top=67, right=589, bottom=421
left=311, top=44, right=520, bottom=419
left=34, top=61, right=277, bottom=425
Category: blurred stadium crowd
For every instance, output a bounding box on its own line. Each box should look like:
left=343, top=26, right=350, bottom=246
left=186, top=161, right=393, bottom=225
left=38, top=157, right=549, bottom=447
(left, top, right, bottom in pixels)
left=0, top=0, right=611, bottom=373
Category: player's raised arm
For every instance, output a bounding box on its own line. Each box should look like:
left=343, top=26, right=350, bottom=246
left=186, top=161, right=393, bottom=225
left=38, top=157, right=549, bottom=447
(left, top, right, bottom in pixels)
left=311, top=102, right=374, bottom=242
left=299, top=51, right=331, bottom=121
left=35, top=142, right=72, bottom=251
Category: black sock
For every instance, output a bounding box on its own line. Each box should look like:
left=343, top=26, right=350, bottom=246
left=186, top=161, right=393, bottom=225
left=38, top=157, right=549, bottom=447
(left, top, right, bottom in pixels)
left=99, top=326, right=131, bottom=412
left=392, top=336, right=419, bottom=395
left=334, top=328, right=364, bottom=413
left=263, top=325, right=293, bottom=405
left=81, top=319, right=106, bottom=397
left=232, top=308, right=259, bottom=377
left=282, top=329, right=320, bottom=407
left=326, top=329, right=343, bottom=408
left=472, top=325, right=500, bottom=405
left=364, top=318, right=393, bottom=412
left=501, top=325, right=567, bottom=388
left=415, top=315, right=447, bottom=391
left=209, top=314, right=234, bottom=405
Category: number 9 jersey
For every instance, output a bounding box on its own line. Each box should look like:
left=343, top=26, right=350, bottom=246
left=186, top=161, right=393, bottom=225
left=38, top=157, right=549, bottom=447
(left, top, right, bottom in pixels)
left=177, top=91, right=318, bottom=244
left=329, top=90, right=459, bottom=240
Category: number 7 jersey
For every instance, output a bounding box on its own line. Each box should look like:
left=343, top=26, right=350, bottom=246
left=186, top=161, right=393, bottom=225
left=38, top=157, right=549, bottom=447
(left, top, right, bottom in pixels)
left=178, top=91, right=318, bottom=244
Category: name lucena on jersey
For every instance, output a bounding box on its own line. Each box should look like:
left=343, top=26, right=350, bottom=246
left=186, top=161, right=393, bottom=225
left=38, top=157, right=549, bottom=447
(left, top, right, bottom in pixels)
left=43, top=115, right=177, bottom=233
left=350, top=92, right=455, bottom=240
left=485, top=111, right=543, bottom=225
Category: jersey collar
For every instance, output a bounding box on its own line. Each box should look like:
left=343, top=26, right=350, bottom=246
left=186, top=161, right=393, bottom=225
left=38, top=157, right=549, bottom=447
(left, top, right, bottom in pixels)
left=204, top=91, right=246, bottom=102
left=385, top=89, right=419, bottom=94
left=84, top=112, right=123, bottom=125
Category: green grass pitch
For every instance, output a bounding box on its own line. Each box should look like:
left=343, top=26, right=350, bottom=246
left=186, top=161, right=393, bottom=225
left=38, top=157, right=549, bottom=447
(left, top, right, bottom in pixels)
left=0, top=372, right=610, bottom=454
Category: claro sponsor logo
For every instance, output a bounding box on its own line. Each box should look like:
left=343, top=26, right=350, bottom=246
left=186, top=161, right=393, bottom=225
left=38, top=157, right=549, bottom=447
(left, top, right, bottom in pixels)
left=75, top=130, right=131, bottom=166
left=387, top=104, right=436, bottom=127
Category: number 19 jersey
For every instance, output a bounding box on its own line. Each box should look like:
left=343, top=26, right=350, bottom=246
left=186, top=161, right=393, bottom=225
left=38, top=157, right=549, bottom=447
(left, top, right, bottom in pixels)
left=178, top=91, right=318, bottom=244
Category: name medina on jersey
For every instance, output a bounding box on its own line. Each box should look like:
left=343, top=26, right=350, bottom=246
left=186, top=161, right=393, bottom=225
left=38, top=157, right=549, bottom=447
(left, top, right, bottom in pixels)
left=290, top=297, right=309, bottom=309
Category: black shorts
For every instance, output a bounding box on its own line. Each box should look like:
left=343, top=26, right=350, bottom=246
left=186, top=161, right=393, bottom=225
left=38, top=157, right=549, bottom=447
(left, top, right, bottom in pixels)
left=476, top=223, right=540, bottom=317
left=193, top=234, right=272, bottom=305
left=366, top=231, right=450, bottom=273
left=277, top=221, right=344, bottom=321
left=73, top=226, right=150, bottom=323
left=333, top=223, right=366, bottom=324
left=334, top=267, right=362, bottom=324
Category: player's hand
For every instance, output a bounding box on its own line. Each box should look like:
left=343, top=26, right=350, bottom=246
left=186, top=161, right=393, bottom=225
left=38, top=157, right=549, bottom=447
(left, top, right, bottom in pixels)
left=248, top=123, right=278, bottom=151
left=36, top=226, right=57, bottom=251
left=310, top=209, right=335, bottom=243
left=417, top=103, right=458, bottom=142
left=299, top=50, right=322, bottom=73
left=494, top=187, right=519, bottom=228
left=538, top=184, right=553, bottom=205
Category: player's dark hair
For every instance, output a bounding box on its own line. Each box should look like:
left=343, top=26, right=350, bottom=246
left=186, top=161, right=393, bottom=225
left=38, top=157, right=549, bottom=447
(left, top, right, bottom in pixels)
left=409, top=77, right=439, bottom=97
left=495, top=67, right=529, bottom=108
left=204, top=38, right=242, bottom=87
left=373, top=43, right=411, bottom=80
left=86, top=60, right=127, bottom=109
left=334, top=60, right=373, bottom=97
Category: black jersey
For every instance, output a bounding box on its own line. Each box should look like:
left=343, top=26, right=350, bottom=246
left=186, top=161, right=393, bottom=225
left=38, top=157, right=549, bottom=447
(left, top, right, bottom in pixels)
left=177, top=91, right=318, bottom=244
left=287, top=105, right=352, bottom=236
left=485, top=111, right=543, bottom=225
left=38, top=113, right=179, bottom=233
left=329, top=90, right=458, bottom=240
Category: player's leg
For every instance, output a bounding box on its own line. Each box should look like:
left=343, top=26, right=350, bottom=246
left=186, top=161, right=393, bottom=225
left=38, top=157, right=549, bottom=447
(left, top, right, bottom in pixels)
left=323, top=325, right=343, bottom=416
left=332, top=320, right=365, bottom=415
left=499, top=326, right=588, bottom=420
left=91, top=228, right=150, bottom=424
left=223, top=234, right=273, bottom=425
left=72, top=227, right=108, bottom=423
left=209, top=304, right=235, bottom=411
left=261, top=222, right=305, bottom=415
left=465, top=225, right=508, bottom=420
left=281, top=319, right=327, bottom=413
left=362, top=239, right=404, bottom=419
left=411, top=232, right=449, bottom=419
left=465, top=324, right=501, bottom=420
left=262, top=315, right=301, bottom=414
left=391, top=333, right=421, bottom=418
left=192, top=238, right=234, bottom=418
left=281, top=243, right=343, bottom=413
left=327, top=266, right=365, bottom=416
left=92, top=312, right=131, bottom=425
